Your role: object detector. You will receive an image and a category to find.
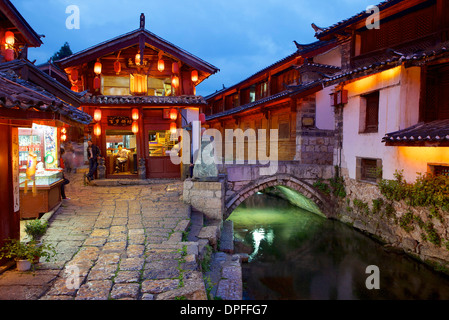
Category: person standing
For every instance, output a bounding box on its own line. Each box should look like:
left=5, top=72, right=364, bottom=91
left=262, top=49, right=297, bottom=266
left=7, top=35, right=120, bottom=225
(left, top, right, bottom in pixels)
left=86, top=140, right=101, bottom=182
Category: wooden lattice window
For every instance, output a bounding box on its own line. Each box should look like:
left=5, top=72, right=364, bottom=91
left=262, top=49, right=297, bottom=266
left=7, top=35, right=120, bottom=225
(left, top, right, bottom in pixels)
left=356, top=157, right=382, bottom=183
left=429, top=164, right=449, bottom=177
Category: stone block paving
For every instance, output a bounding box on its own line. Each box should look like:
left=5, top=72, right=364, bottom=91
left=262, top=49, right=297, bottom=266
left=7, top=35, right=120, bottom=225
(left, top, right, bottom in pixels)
left=0, top=170, right=207, bottom=300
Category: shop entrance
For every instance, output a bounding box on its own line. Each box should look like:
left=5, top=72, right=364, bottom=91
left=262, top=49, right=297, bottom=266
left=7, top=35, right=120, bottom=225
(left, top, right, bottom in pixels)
left=147, top=128, right=180, bottom=178
left=105, top=130, right=138, bottom=177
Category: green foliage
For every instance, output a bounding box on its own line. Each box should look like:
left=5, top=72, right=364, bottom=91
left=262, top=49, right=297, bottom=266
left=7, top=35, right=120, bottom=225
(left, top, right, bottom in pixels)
left=371, top=198, right=384, bottom=215
left=51, top=42, right=73, bottom=61
left=379, top=170, right=449, bottom=210
left=313, top=179, right=331, bottom=195
left=422, top=222, right=441, bottom=246
left=384, top=202, right=396, bottom=218
left=24, top=219, right=48, bottom=241
left=201, top=245, right=213, bottom=272
left=313, top=167, right=346, bottom=199
left=399, top=210, right=415, bottom=232
left=0, top=239, right=55, bottom=263
left=353, top=198, right=370, bottom=215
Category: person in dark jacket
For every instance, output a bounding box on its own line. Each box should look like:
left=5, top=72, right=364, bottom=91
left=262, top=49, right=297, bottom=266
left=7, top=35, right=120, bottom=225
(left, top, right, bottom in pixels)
left=86, top=140, right=101, bottom=181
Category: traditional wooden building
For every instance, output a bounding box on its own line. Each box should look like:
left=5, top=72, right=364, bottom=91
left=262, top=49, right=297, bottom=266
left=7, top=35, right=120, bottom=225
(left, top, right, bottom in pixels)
left=315, top=0, right=449, bottom=183
left=205, top=39, right=340, bottom=165
left=54, top=14, right=219, bottom=179
left=0, top=0, right=91, bottom=257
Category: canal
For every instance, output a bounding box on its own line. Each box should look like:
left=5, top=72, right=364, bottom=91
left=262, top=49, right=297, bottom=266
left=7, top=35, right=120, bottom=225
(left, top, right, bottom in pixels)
left=228, top=192, right=449, bottom=300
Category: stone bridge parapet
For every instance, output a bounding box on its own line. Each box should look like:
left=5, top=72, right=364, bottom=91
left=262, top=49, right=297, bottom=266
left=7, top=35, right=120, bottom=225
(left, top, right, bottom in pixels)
left=219, top=161, right=336, bottom=219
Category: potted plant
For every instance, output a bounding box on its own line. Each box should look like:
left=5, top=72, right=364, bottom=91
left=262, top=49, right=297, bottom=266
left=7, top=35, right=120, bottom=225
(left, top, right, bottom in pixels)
left=0, top=239, right=56, bottom=271
left=24, top=219, right=48, bottom=242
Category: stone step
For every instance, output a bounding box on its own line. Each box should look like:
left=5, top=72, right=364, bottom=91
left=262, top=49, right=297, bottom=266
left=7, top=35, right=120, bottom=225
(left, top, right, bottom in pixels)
left=219, top=220, right=234, bottom=254
left=187, top=209, right=204, bottom=242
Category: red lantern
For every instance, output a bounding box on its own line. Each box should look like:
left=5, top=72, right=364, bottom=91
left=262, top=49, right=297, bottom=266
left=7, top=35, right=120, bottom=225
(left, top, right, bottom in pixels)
left=5, top=31, right=14, bottom=46
left=61, top=127, right=67, bottom=134
left=170, top=122, right=177, bottom=134
left=158, top=59, right=165, bottom=72
left=172, top=62, right=179, bottom=74
left=94, top=123, right=101, bottom=136
left=135, top=53, right=141, bottom=66
left=132, top=121, right=139, bottom=134
left=61, top=134, right=67, bottom=142
left=71, top=69, right=78, bottom=82
left=191, top=70, right=198, bottom=82
left=94, top=108, right=102, bottom=122
left=132, top=108, right=139, bottom=121
left=94, top=61, right=102, bottom=75
left=4, top=48, right=14, bottom=61
left=71, top=85, right=78, bottom=92
left=169, top=108, right=178, bottom=121
left=199, top=113, right=206, bottom=125
left=171, top=75, right=179, bottom=89
left=93, top=76, right=101, bottom=90
left=114, top=60, right=121, bottom=74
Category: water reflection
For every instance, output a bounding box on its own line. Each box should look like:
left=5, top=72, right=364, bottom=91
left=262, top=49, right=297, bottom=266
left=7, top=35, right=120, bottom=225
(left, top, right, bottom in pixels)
left=229, top=193, right=449, bottom=300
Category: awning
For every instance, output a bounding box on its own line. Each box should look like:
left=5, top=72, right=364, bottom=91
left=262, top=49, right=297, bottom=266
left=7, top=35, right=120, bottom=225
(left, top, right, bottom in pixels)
left=382, top=119, right=449, bottom=146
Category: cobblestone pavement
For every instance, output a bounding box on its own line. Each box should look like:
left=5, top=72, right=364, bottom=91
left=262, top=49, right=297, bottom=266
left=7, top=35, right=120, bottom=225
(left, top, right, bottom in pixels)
left=0, top=170, right=207, bottom=300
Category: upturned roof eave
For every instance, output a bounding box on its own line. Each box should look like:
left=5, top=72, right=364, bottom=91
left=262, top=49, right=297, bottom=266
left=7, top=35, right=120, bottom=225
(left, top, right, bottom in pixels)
left=55, top=28, right=219, bottom=76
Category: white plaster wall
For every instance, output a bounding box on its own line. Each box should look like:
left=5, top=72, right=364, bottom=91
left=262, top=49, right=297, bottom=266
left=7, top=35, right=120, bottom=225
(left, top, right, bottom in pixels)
left=341, top=65, right=440, bottom=183
left=314, top=46, right=342, bottom=68
left=316, top=85, right=336, bottom=130
left=314, top=46, right=341, bottom=131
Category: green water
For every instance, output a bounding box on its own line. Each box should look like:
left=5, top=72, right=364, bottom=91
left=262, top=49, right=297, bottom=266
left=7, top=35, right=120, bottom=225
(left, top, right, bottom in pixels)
left=229, top=193, right=449, bottom=300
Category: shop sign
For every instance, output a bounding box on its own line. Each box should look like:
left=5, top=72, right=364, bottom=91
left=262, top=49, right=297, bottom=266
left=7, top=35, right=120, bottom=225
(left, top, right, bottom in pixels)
left=107, top=116, right=133, bottom=126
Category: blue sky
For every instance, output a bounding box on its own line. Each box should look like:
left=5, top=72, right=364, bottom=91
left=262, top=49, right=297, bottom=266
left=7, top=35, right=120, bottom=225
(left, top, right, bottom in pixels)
left=13, top=0, right=376, bottom=96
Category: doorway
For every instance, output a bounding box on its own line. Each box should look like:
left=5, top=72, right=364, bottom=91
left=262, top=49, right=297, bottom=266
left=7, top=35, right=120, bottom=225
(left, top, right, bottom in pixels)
left=105, top=130, right=138, bottom=177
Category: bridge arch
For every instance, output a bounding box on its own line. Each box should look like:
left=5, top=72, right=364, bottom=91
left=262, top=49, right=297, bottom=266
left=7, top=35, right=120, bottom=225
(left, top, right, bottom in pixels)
left=224, top=174, right=334, bottom=220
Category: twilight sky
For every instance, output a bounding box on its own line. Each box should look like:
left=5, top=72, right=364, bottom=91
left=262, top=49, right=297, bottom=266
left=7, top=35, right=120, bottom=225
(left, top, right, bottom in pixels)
left=13, top=0, right=375, bottom=96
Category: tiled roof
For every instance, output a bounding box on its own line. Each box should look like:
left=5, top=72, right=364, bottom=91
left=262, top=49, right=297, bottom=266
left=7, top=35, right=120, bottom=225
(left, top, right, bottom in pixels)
left=205, top=40, right=336, bottom=101
left=294, top=61, right=341, bottom=76
left=314, top=0, right=405, bottom=39
left=0, top=70, right=92, bottom=125
left=56, top=28, right=219, bottom=76
left=80, top=94, right=207, bottom=106
left=382, top=119, right=449, bottom=145
left=323, top=41, right=449, bottom=86
left=206, top=80, right=321, bottom=121
left=0, top=0, right=43, bottom=47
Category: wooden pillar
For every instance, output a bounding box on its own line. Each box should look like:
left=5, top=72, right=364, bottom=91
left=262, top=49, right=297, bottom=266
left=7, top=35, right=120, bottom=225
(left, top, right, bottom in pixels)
left=0, top=124, right=19, bottom=256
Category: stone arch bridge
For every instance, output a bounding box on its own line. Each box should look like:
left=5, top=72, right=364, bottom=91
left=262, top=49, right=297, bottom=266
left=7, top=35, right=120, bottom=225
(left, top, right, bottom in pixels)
left=220, top=161, right=337, bottom=220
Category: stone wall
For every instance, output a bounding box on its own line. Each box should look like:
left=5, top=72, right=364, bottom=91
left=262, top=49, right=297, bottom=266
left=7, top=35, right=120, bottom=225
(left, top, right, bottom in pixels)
left=339, top=175, right=449, bottom=266
left=295, top=95, right=335, bottom=165
left=183, top=179, right=225, bottom=221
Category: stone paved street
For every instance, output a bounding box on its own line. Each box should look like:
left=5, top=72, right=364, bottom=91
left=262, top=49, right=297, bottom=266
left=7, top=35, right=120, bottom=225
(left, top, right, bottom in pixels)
left=0, top=169, right=207, bottom=300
